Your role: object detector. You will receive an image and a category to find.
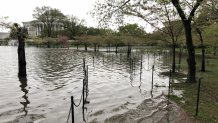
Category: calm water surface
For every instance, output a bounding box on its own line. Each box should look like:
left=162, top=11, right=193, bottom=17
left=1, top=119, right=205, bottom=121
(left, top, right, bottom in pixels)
left=0, top=46, right=171, bottom=123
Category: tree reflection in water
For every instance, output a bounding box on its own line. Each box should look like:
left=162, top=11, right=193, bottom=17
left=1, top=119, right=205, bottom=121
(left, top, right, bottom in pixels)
left=19, top=77, right=30, bottom=116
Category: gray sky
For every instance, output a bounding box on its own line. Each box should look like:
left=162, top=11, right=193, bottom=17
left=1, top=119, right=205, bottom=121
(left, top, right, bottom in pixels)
left=0, top=0, right=152, bottom=32
left=0, top=0, right=98, bottom=27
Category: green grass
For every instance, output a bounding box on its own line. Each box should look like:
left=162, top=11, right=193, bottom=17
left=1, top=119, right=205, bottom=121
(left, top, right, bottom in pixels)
left=168, top=53, right=218, bottom=123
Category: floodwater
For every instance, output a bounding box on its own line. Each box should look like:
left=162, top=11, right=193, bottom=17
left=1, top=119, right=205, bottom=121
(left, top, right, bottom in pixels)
left=0, top=46, right=175, bottom=123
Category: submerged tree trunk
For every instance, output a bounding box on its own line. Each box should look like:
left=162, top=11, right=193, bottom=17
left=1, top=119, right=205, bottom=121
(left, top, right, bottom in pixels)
left=184, top=21, right=196, bottom=82
left=127, top=45, right=131, bottom=56
left=196, top=28, right=205, bottom=72
left=85, top=44, right=87, bottom=51
left=115, top=45, right=118, bottom=54
left=17, top=28, right=27, bottom=77
left=213, top=47, right=216, bottom=56
left=178, top=46, right=182, bottom=65
left=172, top=44, right=176, bottom=73
left=94, top=44, right=97, bottom=52
left=47, top=41, right=50, bottom=48
left=172, top=0, right=203, bottom=83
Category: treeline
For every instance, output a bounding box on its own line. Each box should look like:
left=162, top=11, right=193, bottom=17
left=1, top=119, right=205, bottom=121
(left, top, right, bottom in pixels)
left=14, top=6, right=150, bottom=48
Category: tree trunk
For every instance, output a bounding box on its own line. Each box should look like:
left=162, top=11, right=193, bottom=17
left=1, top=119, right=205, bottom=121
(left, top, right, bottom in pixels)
left=85, top=44, right=87, bottom=51
left=172, top=44, right=176, bottom=73
left=213, top=47, right=216, bottom=56
left=178, top=46, right=182, bottom=65
left=201, top=46, right=206, bottom=72
left=115, top=45, right=118, bottom=54
left=127, top=45, right=131, bottom=56
left=94, top=44, right=97, bottom=52
left=196, top=28, right=205, bottom=72
left=47, top=41, right=50, bottom=48
left=184, top=21, right=196, bottom=82
left=17, top=30, right=27, bottom=77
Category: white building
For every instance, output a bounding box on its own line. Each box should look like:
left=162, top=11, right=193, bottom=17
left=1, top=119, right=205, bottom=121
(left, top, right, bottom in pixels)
left=22, top=21, right=64, bottom=37
left=0, top=32, right=9, bottom=39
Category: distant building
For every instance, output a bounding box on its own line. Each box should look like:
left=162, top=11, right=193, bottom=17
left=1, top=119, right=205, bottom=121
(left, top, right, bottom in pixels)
left=0, top=32, right=10, bottom=45
left=0, top=32, right=9, bottom=39
left=22, top=21, right=64, bottom=37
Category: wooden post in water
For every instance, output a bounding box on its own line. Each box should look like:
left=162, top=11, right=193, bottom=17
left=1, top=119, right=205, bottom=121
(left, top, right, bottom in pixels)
left=196, top=78, right=202, bottom=116
left=15, top=23, right=27, bottom=77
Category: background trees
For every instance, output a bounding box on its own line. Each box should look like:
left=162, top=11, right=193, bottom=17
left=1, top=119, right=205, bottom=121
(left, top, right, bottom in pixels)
left=61, top=15, right=85, bottom=39
left=118, top=24, right=146, bottom=37
left=92, top=0, right=206, bottom=82
left=32, top=6, right=66, bottom=37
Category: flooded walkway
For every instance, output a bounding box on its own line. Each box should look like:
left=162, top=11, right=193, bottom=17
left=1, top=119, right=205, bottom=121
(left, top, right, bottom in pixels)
left=0, top=46, right=189, bottom=123
left=104, top=95, right=194, bottom=123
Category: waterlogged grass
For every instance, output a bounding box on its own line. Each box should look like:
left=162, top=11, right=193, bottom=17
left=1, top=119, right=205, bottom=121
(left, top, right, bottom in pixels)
left=169, top=54, right=218, bottom=123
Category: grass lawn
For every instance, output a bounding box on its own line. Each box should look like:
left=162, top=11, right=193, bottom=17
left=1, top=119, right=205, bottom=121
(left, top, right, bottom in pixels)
left=168, top=50, right=218, bottom=123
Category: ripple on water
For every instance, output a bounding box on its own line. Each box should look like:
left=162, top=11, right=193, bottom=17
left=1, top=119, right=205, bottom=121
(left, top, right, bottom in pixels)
left=0, top=47, right=173, bottom=123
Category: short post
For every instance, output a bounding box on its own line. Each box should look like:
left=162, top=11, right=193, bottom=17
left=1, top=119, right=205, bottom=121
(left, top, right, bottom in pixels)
left=196, top=78, right=202, bottom=116
left=71, top=96, right=74, bottom=123
left=151, top=65, right=154, bottom=90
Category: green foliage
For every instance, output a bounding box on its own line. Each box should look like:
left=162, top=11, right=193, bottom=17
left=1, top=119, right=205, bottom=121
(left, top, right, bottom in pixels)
left=32, top=6, right=66, bottom=37
left=61, top=15, right=85, bottom=39
left=118, top=24, right=146, bottom=37
left=9, top=27, right=17, bottom=39
left=204, top=23, right=218, bottom=54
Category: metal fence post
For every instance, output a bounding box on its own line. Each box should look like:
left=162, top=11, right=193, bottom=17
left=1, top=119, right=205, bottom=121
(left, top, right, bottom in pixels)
left=196, top=78, right=202, bottom=116
left=71, top=96, right=74, bottom=123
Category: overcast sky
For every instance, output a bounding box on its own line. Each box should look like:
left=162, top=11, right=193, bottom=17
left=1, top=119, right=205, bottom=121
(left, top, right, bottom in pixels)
left=0, top=0, right=152, bottom=32
left=0, top=0, right=99, bottom=26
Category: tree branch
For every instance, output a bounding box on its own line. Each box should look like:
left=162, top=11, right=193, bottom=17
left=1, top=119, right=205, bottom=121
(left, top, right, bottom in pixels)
left=120, top=0, right=131, bottom=9
left=188, top=0, right=204, bottom=21
left=171, top=0, right=187, bottom=21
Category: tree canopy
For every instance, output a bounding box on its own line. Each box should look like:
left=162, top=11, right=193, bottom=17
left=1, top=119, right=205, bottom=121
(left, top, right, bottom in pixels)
left=118, top=24, right=146, bottom=36
left=32, top=6, right=66, bottom=37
